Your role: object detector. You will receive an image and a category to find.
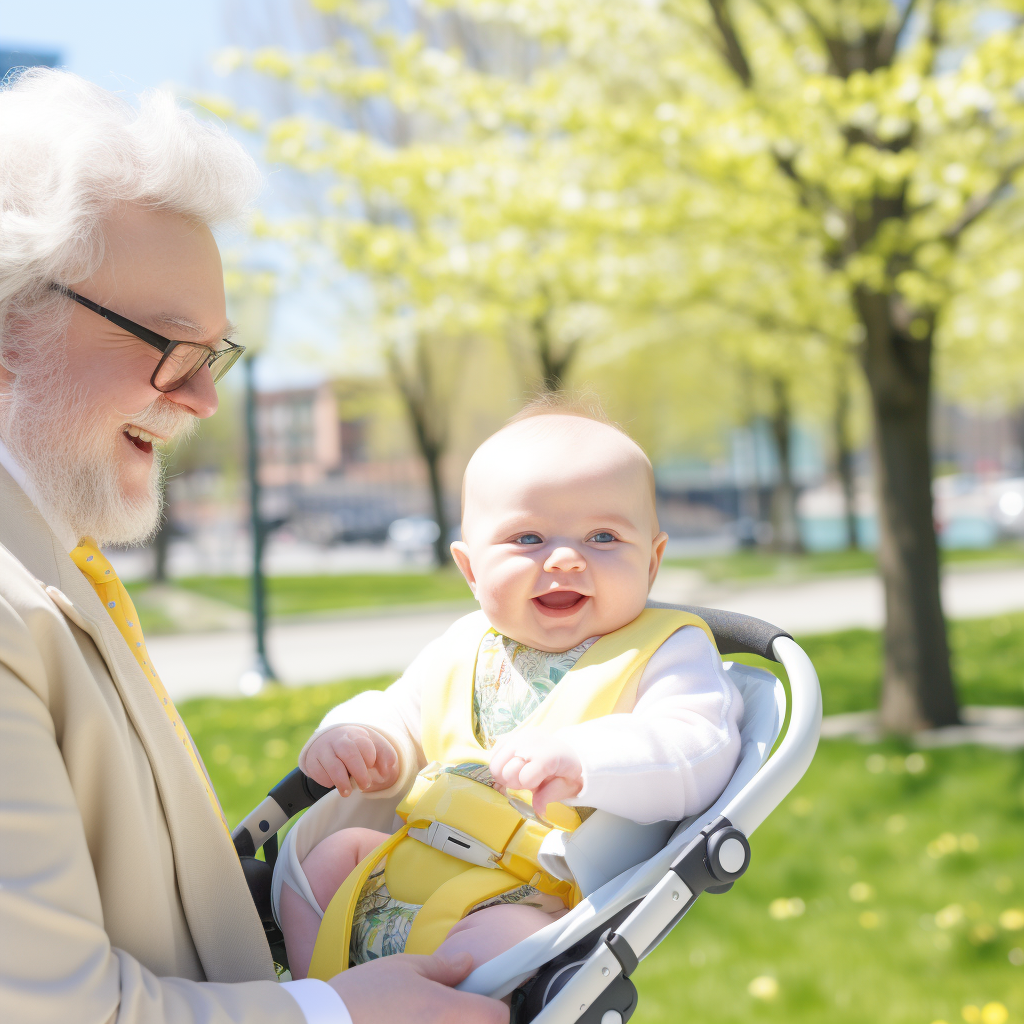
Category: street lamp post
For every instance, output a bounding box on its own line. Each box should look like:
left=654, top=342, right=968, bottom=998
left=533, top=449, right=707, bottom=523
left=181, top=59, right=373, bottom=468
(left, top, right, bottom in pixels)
left=241, top=350, right=276, bottom=693
left=228, top=270, right=278, bottom=695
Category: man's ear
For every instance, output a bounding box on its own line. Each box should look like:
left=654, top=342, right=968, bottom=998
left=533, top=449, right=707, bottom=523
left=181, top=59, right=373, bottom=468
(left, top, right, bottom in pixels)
left=450, top=541, right=477, bottom=596
left=648, top=531, right=669, bottom=589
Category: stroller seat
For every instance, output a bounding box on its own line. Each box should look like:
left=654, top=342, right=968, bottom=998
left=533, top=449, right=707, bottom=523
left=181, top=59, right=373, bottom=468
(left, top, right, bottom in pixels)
left=233, top=604, right=821, bottom=1024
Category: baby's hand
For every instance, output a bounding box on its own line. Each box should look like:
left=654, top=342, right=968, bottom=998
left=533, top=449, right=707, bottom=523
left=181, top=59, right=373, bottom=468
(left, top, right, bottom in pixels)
left=304, top=725, right=400, bottom=797
left=488, top=731, right=583, bottom=816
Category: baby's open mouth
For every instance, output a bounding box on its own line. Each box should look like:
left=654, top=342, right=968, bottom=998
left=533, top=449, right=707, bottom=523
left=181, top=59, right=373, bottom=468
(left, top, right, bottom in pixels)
left=533, top=591, right=588, bottom=614
left=123, top=425, right=159, bottom=455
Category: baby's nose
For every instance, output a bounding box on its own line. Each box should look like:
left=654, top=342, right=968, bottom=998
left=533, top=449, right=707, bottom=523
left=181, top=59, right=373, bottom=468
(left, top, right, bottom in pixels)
left=544, top=545, right=587, bottom=572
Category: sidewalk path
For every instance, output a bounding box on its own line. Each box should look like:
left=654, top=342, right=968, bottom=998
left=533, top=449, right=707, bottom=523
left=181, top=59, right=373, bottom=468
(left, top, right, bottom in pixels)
left=156, top=563, right=1024, bottom=701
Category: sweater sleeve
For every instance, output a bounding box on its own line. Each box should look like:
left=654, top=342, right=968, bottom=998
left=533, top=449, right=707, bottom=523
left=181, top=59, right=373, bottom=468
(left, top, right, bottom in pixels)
left=558, top=626, right=744, bottom=824
left=297, top=632, right=449, bottom=799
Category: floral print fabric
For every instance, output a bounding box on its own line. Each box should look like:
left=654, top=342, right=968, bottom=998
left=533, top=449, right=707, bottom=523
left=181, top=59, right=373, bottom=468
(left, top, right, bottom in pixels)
left=472, top=630, right=597, bottom=749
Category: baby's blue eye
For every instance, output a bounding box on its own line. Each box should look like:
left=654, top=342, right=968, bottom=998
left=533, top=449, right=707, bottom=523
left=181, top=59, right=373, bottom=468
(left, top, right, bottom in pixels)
left=590, top=532, right=616, bottom=544
left=515, top=533, right=544, bottom=545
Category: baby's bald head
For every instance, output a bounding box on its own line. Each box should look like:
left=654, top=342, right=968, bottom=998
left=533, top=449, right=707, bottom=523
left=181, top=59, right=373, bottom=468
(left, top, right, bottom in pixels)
left=452, top=407, right=667, bottom=651
left=461, top=411, right=658, bottom=541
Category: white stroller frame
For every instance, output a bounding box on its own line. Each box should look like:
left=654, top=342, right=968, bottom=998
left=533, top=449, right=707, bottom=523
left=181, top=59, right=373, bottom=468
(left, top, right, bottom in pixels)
left=233, top=603, right=822, bottom=1024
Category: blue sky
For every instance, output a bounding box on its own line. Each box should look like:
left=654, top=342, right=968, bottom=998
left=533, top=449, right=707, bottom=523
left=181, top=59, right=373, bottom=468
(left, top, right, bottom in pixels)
left=0, top=0, right=355, bottom=389
left=0, top=0, right=225, bottom=94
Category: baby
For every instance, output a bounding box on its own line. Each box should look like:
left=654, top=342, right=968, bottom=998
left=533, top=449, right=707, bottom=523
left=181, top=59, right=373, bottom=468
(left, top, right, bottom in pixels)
left=278, top=404, right=744, bottom=979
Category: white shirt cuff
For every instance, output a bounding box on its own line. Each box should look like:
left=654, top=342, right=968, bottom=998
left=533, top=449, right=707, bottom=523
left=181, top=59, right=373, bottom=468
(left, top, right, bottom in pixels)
left=281, top=978, right=353, bottom=1024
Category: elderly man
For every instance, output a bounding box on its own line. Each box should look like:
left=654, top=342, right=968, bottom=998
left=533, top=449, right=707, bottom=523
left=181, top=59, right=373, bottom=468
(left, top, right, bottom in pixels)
left=0, top=70, right=507, bottom=1024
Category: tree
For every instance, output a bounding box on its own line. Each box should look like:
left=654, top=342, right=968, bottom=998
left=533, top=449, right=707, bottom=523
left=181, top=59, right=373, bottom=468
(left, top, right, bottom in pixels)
left=229, top=0, right=1024, bottom=731
left=419, top=0, right=1024, bottom=730
left=384, top=329, right=467, bottom=565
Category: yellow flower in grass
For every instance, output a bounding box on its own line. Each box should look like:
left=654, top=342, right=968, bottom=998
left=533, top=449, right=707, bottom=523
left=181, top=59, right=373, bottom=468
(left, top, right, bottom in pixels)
left=747, top=976, right=779, bottom=1001
left=936, top=904, right=965, bottom=929
left=928, top=833, right=960, bottom=858
left=769, top=897, right=805, bottom=920
left=999, top=908, right=1024, bottom=931
left=962, top=1003, right=1009, bottom=1024
left=849, top=881, right=874, bottom=902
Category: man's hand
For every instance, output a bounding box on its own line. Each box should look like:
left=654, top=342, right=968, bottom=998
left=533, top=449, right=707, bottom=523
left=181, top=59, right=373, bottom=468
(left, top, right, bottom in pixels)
left=329, top=950, right=508, bottom=1024
left=304, top=725, right=399, bottom=797
left=488, top=730, right=583, bottom=815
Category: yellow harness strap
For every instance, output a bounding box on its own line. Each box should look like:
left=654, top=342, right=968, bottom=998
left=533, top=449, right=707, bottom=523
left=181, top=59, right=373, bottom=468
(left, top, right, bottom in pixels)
left=308, top=609, right=716, bottom=977
left=308, top=825, right=412, bottom=980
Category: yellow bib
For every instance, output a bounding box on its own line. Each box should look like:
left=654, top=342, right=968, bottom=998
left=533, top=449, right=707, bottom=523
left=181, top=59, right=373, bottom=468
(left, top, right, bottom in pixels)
left=308, top=608, right=715, bottom=980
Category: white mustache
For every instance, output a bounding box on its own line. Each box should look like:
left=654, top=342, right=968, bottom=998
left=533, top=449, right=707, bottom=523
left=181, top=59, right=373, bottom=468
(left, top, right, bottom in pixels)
left=123, top=397, right=199, bottom=443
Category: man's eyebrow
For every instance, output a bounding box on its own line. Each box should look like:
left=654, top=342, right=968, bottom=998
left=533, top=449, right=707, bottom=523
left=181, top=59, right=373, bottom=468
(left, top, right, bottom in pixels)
left=153, top=313, right=237, bottom=341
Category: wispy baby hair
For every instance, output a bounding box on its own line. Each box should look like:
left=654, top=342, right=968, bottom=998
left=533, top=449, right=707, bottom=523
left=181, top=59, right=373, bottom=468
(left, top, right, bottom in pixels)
left=0, top=68, right=262, bottom=370
left=507, top=388, right=617, bottom=430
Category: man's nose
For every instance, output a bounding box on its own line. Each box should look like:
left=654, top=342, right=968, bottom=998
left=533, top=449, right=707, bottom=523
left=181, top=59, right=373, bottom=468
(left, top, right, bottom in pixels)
left=544, top=545, right=587, bottom=572
left=166, top=363, right=218, bottom=419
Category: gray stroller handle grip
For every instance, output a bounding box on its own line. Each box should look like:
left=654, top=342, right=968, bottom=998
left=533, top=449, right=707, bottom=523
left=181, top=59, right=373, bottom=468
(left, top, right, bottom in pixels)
left=646, top=601, right=792, bottom=661
left=723, top=636, right=822, bottom=836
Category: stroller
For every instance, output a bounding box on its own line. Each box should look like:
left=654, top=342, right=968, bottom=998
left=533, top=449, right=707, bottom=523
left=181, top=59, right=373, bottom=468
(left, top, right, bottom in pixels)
left=233, top=603, right=822, bottom=1024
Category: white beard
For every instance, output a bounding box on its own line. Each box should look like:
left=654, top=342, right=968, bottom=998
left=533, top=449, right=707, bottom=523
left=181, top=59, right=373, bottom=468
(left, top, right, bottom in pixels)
left=0, top=361, right=197, bottom=548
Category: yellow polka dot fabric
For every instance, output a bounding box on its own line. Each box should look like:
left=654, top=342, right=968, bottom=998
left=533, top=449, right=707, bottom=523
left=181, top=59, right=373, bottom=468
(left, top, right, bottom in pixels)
left=70, top=538, right=229, bottom=832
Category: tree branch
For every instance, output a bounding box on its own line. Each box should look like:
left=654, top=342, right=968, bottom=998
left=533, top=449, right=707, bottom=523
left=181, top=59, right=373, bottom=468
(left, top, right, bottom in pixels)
left=942, top=162, right=1024, bottom=243
left=793, top=1, right=850, bottom=77
left=877, top=0, right=921, bottom=67
left=706, top=0, right=753, bottom=86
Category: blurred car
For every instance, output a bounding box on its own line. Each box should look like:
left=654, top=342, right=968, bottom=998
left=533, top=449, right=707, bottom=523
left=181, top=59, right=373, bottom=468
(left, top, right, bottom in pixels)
left=992, top=477, right=1024, bottom=538
left=796, top=474, right=1024, bottom=551
left=388, top=516, right=441, bottom=554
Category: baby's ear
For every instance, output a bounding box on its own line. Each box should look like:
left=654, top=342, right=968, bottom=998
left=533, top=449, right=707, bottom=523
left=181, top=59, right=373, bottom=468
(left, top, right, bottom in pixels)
left=450, top=541, right=477, bottom=594
left=649, top=530, right=669, bottom=587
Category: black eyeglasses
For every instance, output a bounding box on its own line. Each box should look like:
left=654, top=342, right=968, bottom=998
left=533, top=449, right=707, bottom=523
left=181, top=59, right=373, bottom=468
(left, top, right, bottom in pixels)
left=51, top=284, right=245, bottom=393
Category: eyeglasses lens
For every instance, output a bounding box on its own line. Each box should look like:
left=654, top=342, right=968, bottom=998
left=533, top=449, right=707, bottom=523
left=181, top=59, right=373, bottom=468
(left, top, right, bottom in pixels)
left=153, top=342, right=212, bottom=392
left=153, top=342, right=243, bottom=392
left=209, top=345, right=243, bottom=384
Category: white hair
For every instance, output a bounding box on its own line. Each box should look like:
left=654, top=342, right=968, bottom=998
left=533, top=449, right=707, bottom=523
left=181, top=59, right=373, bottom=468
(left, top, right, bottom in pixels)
left=0, top=67, right=262, bottom=367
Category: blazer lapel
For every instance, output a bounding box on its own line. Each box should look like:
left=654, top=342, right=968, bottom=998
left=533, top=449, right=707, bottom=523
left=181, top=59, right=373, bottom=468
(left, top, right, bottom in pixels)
left=0, top=466, right=276, bottom=982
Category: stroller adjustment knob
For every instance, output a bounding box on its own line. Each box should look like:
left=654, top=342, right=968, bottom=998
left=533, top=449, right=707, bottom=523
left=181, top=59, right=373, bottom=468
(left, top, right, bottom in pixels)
left=707, top=827, right=750, bottom=883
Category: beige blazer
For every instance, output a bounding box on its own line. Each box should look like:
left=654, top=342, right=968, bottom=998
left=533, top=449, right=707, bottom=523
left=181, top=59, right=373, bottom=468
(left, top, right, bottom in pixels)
left=0, top=466, right=303, bottom=1024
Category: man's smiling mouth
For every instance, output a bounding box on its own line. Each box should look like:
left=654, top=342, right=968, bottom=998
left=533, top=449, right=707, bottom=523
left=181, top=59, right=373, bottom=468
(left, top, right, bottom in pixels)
left=532, top=591, right=589, bottom=616
left=122, top=425, right=161, bottom=455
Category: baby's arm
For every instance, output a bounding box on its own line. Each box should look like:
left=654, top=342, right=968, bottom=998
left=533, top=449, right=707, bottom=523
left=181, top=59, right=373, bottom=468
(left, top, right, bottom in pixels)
left=492, top=626, right=743, bottom=824
left=298, top=631, right=452, bottom=796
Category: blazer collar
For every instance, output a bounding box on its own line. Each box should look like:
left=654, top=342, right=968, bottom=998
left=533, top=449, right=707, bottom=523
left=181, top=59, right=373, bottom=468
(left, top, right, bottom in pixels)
left=0, top=464, right=275, bottom=982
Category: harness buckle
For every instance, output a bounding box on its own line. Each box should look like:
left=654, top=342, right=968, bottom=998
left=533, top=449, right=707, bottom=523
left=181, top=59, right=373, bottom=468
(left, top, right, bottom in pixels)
left=407, top=822, right=502, bottom=869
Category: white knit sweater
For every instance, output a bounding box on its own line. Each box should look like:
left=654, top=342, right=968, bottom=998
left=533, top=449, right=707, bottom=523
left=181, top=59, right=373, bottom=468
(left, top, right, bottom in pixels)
left=299, top=615, right=744, bottom=824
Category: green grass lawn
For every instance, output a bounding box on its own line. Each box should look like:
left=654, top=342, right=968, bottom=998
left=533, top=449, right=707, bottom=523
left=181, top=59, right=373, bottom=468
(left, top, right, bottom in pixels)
left=125, top=570, right=475, bottom=633
left=747, top=611, right=1024, bottom=714
left=180, top=612, right=1024, bottom=1023
left=169, top=570, right=471, bottom=615
left=664, top=542, right=1024, bottom=582
left=125, top=541, right=1024, bottom=633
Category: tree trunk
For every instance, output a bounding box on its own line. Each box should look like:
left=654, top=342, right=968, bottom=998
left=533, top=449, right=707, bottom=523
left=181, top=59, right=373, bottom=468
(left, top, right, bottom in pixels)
left=385, top=341, right=453, bottom=567
left=423, top=443, right=450, bottom=568
left=857, top=288, right=959, bottom=731
left=834, top=361, right=859, bottom=550
left=769, top=377, right=802, bottom=553
left=533, top=308, right=578, bottom=393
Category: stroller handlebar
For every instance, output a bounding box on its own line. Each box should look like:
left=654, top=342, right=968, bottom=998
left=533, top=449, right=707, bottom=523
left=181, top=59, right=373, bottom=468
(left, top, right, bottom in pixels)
left=723, top=635, right=822, bottom=836
left=646, top=601, right=792, bottom=661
